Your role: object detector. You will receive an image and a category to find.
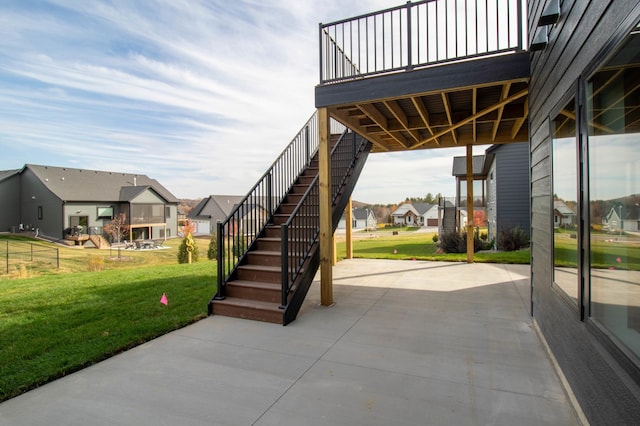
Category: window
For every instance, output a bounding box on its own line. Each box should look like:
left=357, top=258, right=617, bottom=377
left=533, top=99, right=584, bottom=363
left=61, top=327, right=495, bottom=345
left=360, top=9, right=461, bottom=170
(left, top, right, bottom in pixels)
left=97, top=207, right=113, bottom=219
left=587, top=22, right=640, bottom=359
left=37, top=206, right=43, bottom=220
left=552, top=97, right=579, bottom=304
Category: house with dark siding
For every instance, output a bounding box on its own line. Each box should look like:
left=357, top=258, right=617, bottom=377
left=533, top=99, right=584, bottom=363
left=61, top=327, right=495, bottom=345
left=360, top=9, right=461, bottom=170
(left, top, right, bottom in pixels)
left=485, top=142, right=530, bottom=241
left=0, top=164, right=179, bottom=243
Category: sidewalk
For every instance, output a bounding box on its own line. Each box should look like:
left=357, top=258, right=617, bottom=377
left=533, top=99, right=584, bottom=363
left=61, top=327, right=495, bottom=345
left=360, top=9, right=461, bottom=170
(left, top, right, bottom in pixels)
left=0, top=259, right=579, bottom=425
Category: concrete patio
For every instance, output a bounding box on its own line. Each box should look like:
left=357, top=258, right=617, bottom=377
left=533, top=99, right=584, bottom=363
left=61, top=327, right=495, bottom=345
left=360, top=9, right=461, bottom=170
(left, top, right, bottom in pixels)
left=0, top=259, right=580, bottom=425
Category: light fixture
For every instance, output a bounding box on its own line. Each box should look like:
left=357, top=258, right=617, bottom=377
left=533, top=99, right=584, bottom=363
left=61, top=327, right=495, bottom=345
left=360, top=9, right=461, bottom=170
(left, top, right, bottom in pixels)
left=538, top=0, right=560, bottom=27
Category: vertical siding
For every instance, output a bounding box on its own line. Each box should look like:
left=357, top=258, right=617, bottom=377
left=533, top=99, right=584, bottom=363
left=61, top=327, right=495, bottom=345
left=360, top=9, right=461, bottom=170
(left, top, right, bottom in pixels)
left=0, top=174, right=21, bottom=231
left=494, top=143, right=531, bottom=235
left=529, top=0, right=640, bottom=423
left=20, top=168, right=63, bottom=239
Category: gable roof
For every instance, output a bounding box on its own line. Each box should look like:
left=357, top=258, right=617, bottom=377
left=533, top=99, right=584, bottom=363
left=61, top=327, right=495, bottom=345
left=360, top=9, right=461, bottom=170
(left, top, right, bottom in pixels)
left=554, top=201, right=575, bottom=216
left=451, top=154, right=494, bottom=177
left=352, top=207, right=374, bottom=221
left=24, top=164, right=178, bottom=203
left=188, top=195, right=247, bottom=220
left=0, top=169, right=20, bottom=183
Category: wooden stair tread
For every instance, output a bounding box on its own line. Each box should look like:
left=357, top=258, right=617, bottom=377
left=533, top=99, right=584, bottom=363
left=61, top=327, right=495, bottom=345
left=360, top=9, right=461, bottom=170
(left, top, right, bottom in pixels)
left=228, top=279, right=280, bottom=290
left=212, top=297, right=280, bottom=310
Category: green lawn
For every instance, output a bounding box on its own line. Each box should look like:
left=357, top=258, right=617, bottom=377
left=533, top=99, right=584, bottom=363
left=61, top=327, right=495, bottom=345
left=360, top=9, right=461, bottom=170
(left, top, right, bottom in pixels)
left=0, top=230, right=528, bottom=403
left=0, top=244, right=215, bottom=402
left=337, top=231, right=530, bottom=264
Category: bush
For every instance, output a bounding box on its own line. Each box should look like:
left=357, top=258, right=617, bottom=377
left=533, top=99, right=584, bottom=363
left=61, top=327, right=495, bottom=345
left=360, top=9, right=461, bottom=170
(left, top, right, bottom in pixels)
left=207, top=233, right=218, bottom=260
left=439, top=230, right=493, bottom=253
left=178, top=233, right=199, bottom=264
left=232, top=234, right=247, bottom=258
left=496, top=226, right=529, bottom=251
left=87, top=256, right=105, bottom=271
left=432, top=233, right=439, bottom=243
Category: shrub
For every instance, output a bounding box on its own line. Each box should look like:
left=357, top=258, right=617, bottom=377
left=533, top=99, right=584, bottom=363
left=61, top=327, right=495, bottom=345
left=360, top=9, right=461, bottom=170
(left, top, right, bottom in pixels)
left=178, top=233, right=199, bottom=264
left=497, top=226, right=529, bottom=251
left=439, top=230, right=493, bottom=253
left=87, top=256, right=105, bottom=271
left=232, top=234, right=247, bottom=258
left=439, top=231, right=466, bottom=253
left=432, top=233, right=439, bottom=243
left=207, top=233, right=218, bottom=260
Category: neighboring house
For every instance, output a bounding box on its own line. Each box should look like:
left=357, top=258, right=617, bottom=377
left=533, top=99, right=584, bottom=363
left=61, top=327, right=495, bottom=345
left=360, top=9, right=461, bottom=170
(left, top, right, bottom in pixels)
left=391, top=202, right=438, bottom=226
left=554, top=200, right=576, bottom=228
left=338, top=207, right=377, bottom=230
left=485, top=143, right=530, bottom=240
left=0, top=164, right=179, bottom=242
left=188, top=195, right=267, bottom=236
left=602, top=206, right=640, bottom=232
left=444, top=154, right=491, bottom=233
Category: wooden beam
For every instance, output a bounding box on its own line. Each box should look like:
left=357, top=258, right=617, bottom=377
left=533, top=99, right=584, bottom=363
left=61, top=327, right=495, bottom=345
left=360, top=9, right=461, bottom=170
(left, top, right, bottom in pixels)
left=411, top=96, right=439, bottom=145
left=511, top=100, right=528, bottom=139
left=384, top=100, right=420, bottom=144
left=492, top=83, right=512, bottom=141
left=466, top=144, right=474, bottom=263
left=358, top=103, right=412, bottom=148
left=472, top=87, right=477, bottom=143
left=441, top=92, right=458, bottom=144
left=413, top=88, right=529, bottom=149
left=345, top=198, right=353, bottom=259
left=318, top=107, right=333, bottom=306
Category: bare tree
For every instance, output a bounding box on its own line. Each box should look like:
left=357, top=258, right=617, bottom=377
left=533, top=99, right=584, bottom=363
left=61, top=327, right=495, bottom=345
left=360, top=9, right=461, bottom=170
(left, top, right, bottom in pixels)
left=104, top=213, right=130, bottom=243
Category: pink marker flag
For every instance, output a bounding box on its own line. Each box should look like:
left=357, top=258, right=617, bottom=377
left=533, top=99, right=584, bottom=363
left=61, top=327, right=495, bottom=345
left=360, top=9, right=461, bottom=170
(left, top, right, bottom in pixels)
left=616, top=257, right=622, bottom=263
left=160, top=293, right=168, bottom=305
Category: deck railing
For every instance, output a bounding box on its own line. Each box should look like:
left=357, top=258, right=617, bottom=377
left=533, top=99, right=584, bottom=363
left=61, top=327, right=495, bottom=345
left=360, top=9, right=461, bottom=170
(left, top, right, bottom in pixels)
left=320, top=0, right=525, bottom=84
left=280, top=130, right=369, bottom=308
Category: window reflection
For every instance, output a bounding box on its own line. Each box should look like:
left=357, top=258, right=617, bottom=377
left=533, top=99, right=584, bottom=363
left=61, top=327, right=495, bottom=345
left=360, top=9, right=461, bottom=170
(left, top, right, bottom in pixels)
left=588, top=23, right=640, bottom=358
left=552, top=98, right=578, bottom=303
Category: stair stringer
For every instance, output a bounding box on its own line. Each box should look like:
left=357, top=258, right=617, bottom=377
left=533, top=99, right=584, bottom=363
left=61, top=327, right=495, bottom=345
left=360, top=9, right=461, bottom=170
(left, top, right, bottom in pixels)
left=282, top=140, right=372, bottom=325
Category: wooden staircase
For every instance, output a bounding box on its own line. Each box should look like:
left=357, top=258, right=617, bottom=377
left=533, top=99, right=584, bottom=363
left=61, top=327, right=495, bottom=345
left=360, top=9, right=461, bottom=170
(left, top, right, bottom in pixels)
left=209, top=131, right=370, bottom=325
left=209, top=159, right=320, bottom=323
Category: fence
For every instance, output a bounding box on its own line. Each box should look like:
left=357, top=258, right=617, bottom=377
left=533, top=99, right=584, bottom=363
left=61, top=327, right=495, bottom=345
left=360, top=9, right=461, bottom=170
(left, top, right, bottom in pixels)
left=0, top=241, right=60, bottom=275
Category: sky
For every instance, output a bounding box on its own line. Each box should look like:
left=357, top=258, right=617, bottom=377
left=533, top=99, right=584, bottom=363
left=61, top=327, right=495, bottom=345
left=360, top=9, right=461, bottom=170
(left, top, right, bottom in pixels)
left=0, top=0, right=472, bottom=205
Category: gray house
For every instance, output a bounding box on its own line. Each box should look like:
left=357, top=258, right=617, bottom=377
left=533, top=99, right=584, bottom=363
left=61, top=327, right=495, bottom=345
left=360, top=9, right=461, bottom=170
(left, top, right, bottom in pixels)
left=338, top=207, right=377, bottom=230
left=188, top=195, right=268, bottom=236
left=485, top=142, right=530, bottom=241
left=0, top=164, right=179, bottom=242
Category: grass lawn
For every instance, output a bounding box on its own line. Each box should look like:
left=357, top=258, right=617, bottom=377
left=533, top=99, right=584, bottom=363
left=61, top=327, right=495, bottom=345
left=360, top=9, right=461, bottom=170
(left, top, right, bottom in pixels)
left=0, top=230, right=528, bottom=403
left=336, top=231, right=530, bottom=264
left=0, top=235, right=216, bottom=402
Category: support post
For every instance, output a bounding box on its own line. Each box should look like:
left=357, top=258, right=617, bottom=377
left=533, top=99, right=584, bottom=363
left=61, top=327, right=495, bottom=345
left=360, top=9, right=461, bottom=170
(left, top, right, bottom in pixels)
left=466, top=144, right=474, bottom=263
left=318, top=108, right=333, bottom=305
left=345, top=197, right=353, bottom=259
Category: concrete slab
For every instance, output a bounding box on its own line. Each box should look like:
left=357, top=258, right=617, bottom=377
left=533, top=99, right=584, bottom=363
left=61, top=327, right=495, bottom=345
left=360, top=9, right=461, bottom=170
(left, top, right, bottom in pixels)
left=0, top=259, right=579, bottom=425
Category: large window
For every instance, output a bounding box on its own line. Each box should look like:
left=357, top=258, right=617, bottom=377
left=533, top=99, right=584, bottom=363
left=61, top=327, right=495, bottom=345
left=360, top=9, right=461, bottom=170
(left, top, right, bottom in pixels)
left=587, top=22, right=640, bottom=358
left=552, top=98, right=579, bottom=304
left=131, top=204, right=165, bottom=225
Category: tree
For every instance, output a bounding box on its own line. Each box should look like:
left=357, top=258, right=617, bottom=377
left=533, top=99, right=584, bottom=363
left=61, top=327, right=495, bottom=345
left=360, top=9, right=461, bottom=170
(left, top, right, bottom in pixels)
left=178, top=232, right=199, bottom=264
left=103, top=213, right=129, bottom=243
left=207, top=233, right=218, bottom=260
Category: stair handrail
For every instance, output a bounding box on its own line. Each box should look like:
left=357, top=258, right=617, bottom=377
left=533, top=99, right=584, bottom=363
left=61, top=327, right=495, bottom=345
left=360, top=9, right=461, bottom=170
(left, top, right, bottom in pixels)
left=280, top=129, right=369, bottom=308
left=215, top=112, right=319, bottom=297
left=215, top=112, right=348, bottom=299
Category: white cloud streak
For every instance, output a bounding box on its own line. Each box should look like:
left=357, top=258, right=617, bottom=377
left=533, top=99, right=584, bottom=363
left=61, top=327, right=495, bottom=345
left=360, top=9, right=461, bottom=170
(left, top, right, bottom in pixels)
left=0, top=0, right=466, bottom=202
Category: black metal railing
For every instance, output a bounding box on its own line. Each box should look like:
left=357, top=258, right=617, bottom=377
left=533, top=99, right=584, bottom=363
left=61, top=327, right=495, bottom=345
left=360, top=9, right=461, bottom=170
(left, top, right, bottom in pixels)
left=280, top=130, right=369, bottom=307
left=216, top=113, right=319, bottom=293
left=320, top=0, right=524, bottom=84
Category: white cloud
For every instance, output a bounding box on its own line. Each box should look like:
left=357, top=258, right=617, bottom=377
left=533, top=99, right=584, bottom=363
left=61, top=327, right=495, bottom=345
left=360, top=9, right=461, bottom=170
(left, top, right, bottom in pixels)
left=0, top=0, right=465, bottom=202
